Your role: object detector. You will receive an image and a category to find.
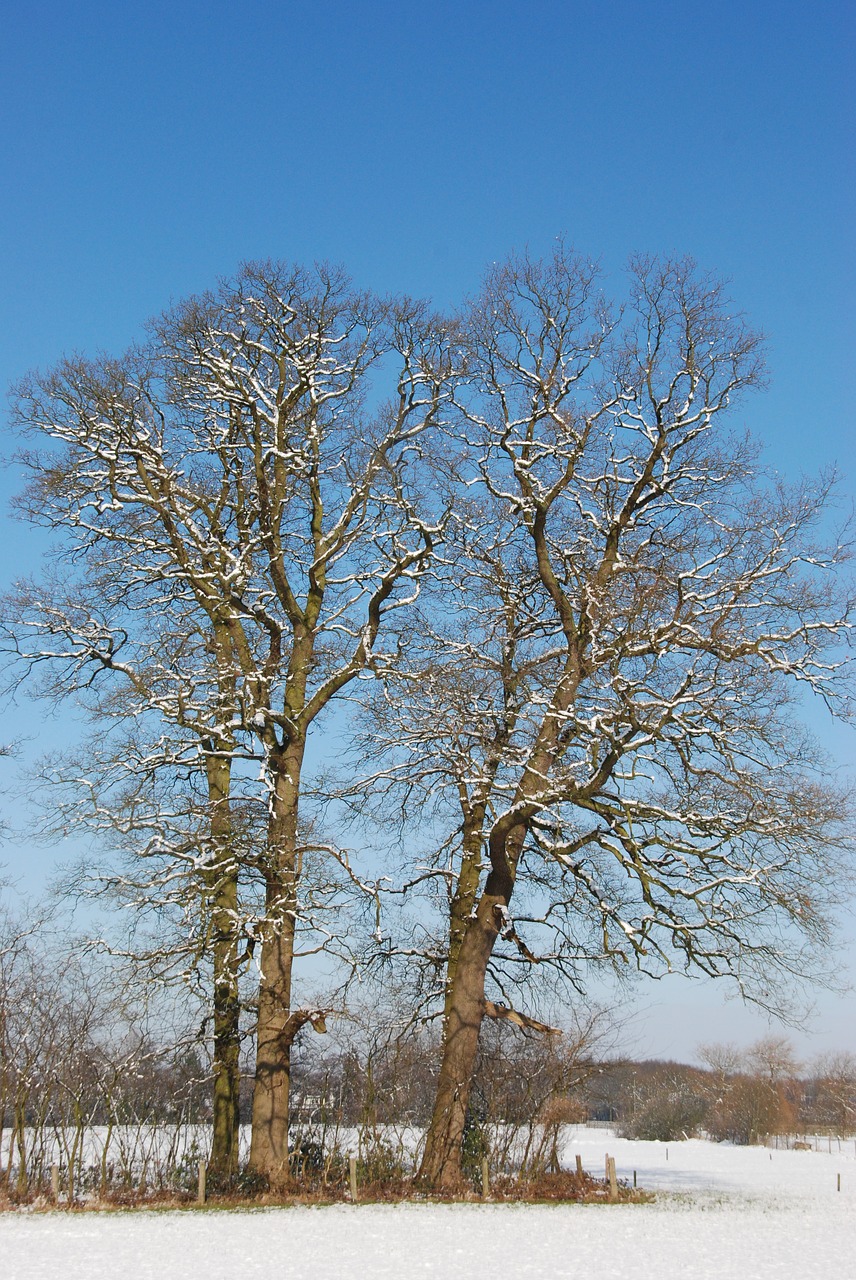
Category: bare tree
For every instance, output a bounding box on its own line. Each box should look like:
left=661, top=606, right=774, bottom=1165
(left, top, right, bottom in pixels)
left=744, top=1034, right=800, bottom=1084
left=356, top=247, right=852, bottom=1188
left=810, top=1050, right=856, bottom=1132
left=4, top=261, right=454, bottom=1186
left=697, top=1040, right=744, bottom=1085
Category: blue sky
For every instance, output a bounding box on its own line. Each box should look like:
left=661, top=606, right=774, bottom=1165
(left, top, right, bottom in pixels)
left=1, top=0, right=854, bottom=1061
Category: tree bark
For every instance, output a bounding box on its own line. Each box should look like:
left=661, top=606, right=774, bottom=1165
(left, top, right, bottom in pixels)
left=420, top=809, right=533, bottom=1189
left=418, top=890, right=503, bottom=1189
left=443, top=824, right=484, bottom=1021
left=210, top=892, right=241, bottom=1175
left=248, top=743, right=302, bottom=1188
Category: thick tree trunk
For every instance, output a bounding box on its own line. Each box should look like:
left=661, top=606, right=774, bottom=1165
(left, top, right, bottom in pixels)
left=443, top=826, right=483, bottom=1021
left=418, top=891, right=503, bottom=1189
left=248, top=910, right=297, bottom=1186
left=421, top=810, right=533, bottom=1190
left=248, top=743, right=302, bottom=1188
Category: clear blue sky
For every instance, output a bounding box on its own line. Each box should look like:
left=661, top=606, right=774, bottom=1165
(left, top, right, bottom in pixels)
left=1, top=0, right=854, bottom=1061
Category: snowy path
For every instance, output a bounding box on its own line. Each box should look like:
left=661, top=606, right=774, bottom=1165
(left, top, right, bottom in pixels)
left=2, top=1130, right=854, bottom=1280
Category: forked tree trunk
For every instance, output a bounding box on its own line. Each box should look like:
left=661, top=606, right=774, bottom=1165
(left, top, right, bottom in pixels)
left=420, top=811, right=534, bottom=1189
left=418, top=891, right=504, bottom=1189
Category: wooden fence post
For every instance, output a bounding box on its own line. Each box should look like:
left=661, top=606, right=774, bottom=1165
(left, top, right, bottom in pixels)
left=197, top=1161, right=206, bottom=1205
left=607, top=1156, right=618, bottom=1203
left=349, top=1154, right=358, bottom=1203
left=481, top=1157, right=489, bottom=1200
left=50, top=1163, right=60, bottom=1204
left=575, top=1154, right=583, bottom=1177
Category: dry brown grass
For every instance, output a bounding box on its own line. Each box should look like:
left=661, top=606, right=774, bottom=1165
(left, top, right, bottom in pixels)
left=0, top=1168, right=650, bottom=1212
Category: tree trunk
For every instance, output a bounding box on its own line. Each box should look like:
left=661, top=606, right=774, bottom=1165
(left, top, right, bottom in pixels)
left=248, top=744, right=302, bottom=1188
left=443, top=825, right=483, bottom=1021
left=418, top=891, right=503, bottom=1189
left=421, top=811, right=532, bottom=1190
left=14, top=1097, right=27, bottom=1196
left=0, top=1065, right=6, bottom=1186
left=247, top=906, right=297, bottom=1185
left=209, top=872, right=241, bottom=1176
left=205, top=750, right=242, bottom=1178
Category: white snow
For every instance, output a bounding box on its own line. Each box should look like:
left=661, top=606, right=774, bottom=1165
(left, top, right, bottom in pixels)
left=2, top=1127, right=854, bottom=1280
left=563, top=1124, right=856, bottom=1203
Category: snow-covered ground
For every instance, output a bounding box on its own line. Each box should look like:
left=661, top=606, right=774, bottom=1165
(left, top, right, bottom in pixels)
left=565, top=1124, right=856, bottom=1201
left=2, top=1127, right=854, bottom=1280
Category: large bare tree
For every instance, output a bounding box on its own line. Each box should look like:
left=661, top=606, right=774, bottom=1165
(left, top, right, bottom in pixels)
left=4, top=261, right=453, bottom=1186
left=355, top=248, right=853, bottom=1188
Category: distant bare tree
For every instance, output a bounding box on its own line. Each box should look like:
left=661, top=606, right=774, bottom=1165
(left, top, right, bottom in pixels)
left=808, top=1051, right=856, bottom=1132
left=697, top=1041, right=744, bottom=1086
left=745, top=1034, right=800, bottom=1084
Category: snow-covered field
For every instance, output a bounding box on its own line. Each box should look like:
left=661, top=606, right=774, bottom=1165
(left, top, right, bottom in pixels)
left=2, top=1127, right=854, bottom=1280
